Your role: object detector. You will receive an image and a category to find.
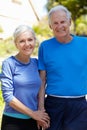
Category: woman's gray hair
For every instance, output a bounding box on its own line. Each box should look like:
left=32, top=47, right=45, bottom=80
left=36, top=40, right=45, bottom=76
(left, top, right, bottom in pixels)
left=13, top=25, right=36, bottom=42
left=48, top=5, right=71, bottom=25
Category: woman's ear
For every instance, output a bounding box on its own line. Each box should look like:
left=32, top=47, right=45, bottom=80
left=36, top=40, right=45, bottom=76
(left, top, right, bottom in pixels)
left=15, top=42, right=18, bottom=49
left=69, top=18, right=72, bottom=26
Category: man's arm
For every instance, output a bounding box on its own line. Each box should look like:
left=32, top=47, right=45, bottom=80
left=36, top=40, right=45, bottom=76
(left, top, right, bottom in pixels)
left=37, top=70, right=50, bottom=129
left=38, top=70, right=46, bottom=110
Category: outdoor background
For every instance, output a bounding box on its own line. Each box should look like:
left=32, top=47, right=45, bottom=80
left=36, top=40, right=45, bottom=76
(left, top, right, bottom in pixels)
left=0, top=0, right=87, bottom=129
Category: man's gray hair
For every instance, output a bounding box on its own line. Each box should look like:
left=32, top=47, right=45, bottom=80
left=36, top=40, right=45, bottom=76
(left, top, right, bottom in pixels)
left=48, top=5, right=71, bottom=24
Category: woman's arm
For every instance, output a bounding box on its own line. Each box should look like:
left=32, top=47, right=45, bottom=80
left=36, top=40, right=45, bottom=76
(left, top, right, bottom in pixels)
left=9, top=96, right=49, bottom=124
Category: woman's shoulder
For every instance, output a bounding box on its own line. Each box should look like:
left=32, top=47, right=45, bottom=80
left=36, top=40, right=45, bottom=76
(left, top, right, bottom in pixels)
left=2, top=56, right=15, bottom=65
left=31, top=57, right=38, bottom=65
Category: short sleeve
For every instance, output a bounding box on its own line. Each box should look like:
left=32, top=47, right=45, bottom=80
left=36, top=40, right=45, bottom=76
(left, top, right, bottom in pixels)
left=38, top=43, right=46, bottom=70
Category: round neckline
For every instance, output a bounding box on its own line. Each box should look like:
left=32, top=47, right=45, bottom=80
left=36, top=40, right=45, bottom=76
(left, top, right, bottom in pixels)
left=12, top=56, right=31, bottom=65
left=55, top=34, right=75, bottom=46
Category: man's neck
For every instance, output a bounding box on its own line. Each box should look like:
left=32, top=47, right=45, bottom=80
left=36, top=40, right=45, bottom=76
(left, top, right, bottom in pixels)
left=56, top=35, right=73, bottom=44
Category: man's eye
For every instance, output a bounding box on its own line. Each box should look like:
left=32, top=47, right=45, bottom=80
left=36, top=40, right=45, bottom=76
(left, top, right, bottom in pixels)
left=61, top=21, right=65, bottom=24
left=28, top=38, right=33, bottom=41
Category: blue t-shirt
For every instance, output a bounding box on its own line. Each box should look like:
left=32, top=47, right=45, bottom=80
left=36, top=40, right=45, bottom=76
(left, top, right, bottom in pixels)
left=38, top=35, right=87, bottom=96
left=0, top=56, right=41, bottom=119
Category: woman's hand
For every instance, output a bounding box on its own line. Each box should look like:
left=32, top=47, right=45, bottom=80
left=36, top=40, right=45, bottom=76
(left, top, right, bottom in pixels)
left=31, top=110, right=50, bottom=129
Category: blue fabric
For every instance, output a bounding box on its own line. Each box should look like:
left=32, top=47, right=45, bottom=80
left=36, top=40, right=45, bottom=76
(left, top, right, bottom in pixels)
left=3, top=112, right=31, bottom=119
left=38, top=35, right=87, bottom=96
left=0, top=56, right=41, bottom=119
left=45, top=96, right=87, bottom=130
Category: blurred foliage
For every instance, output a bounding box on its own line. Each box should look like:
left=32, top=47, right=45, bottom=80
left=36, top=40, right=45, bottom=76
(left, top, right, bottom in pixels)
left=0, top=37, right=17, bottom=58
left=76, top=15, right=87, bottom=35
left=32, top=41, right=39, bottom=56
left=33, top=16, right=53, bottom=42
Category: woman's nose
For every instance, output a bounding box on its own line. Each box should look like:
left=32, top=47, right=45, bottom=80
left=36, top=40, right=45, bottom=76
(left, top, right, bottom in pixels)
left=25, top=41, right=30, bottom=45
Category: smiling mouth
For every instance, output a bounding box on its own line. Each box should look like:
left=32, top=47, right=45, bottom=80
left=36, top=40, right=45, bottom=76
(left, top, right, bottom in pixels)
left=57, top=29, right=65, bottom=32
left=24, top=47, right=34, bottom=51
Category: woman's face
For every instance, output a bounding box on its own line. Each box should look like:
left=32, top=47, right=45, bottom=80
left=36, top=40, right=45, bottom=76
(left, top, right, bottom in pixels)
left=15, top=31, right=35, bottom=56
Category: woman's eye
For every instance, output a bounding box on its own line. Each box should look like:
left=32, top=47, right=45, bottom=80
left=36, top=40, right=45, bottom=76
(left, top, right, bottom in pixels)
left=19, top=40, right=25, bottom=43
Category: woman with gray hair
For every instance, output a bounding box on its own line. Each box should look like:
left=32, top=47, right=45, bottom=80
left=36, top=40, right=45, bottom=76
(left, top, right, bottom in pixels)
left=1, top=25, right=50, bottom=130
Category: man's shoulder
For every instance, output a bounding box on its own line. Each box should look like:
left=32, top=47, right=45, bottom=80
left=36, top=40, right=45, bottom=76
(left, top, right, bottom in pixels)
left=75, top=35, right=87, bottom=41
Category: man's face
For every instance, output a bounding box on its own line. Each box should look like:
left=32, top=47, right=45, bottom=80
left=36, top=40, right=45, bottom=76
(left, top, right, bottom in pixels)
left=49, top=10, right=71, bottom=38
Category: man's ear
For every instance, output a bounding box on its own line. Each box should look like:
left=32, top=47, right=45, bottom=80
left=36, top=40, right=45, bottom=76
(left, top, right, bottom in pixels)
left=49, top=24, right=52, bottom=29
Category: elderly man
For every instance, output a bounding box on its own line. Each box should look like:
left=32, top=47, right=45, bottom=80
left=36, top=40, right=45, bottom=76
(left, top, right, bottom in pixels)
left=38, top=5, right=87, bottom=130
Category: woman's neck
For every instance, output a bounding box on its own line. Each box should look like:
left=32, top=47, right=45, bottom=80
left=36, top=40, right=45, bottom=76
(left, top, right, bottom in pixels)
left=15, top=53, right=30, bottom=63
